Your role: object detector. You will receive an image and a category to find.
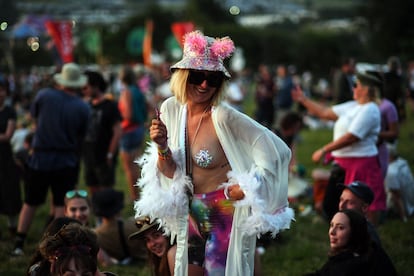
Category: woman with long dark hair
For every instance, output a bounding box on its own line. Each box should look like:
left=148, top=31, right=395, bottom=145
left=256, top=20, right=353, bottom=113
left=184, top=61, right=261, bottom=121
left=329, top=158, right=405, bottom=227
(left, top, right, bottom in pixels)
left=129, top=216, right=175, bottom=276
left=305, top=209, right=397, bottom=276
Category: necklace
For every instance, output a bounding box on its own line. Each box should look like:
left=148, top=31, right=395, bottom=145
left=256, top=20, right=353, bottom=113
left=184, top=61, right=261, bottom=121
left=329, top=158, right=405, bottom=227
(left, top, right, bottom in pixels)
left=190, top=106, right=210, bottom=149
left=186, top=106, right=212, bottom=175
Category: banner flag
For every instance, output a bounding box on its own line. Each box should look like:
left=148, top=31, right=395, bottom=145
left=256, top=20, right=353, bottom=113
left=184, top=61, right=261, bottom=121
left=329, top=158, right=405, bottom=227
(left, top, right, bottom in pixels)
left=82, top=28, right=101, bottom=55
left=143, top=20, right=153, bottom=66
left=171, top=22, right=195, bottom=48
left=45, top=20, right=74, bottom=63
left=165, top=34, right=182, bottom=60
left=126, top=27, right=145, bottom=56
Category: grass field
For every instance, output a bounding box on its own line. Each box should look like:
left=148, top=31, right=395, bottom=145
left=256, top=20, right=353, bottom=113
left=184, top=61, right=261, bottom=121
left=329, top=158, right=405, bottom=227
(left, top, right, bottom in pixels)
left=1, top=100, right=413, bottom=275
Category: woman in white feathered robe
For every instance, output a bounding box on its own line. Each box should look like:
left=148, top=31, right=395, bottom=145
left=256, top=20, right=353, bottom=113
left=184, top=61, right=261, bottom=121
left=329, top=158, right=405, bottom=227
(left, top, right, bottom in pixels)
left=134, top=95, right=294, bottom=276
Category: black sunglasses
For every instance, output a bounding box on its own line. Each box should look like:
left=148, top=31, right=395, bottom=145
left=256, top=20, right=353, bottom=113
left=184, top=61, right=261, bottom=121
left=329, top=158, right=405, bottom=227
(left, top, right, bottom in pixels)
left=188, top=71, right=223, bottom=88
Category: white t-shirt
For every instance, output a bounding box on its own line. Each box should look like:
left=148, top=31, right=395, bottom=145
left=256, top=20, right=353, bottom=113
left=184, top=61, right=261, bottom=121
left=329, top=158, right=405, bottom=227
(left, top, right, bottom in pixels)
left=332, top=101, right=380, bottom=157
left=385, top=158, right=414, bottom=216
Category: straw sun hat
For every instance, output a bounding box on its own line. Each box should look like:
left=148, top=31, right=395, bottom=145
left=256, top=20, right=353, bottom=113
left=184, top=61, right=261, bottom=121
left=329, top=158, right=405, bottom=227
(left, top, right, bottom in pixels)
left=53, top=63, right=87, bottom=88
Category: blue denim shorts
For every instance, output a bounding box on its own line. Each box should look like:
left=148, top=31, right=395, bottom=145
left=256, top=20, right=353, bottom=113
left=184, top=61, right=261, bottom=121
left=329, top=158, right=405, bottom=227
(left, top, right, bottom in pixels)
left=119, top=126, right=145, bottom=153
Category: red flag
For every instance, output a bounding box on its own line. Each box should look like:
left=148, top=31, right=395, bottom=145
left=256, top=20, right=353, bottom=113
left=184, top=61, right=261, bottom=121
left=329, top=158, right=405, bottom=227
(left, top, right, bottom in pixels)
left=171, top=22, right=195, bottom=48
left=45, top=20, right=74, bottom=63
left=143, top=20, right=153, bottom=66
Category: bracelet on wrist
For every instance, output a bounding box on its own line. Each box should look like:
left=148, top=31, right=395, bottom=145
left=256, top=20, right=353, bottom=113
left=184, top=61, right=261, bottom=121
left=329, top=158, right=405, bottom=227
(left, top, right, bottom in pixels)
left=224, top=186, right=245, bottom=200
left=224, top=186, right=231, bottom=200
left=158, top=145, right=169, bottom=154
left=158, top=148, right=172, bottom=160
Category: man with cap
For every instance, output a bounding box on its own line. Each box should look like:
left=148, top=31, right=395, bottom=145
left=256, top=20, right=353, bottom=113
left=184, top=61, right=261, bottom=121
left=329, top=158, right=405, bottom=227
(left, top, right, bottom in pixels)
left=92, top=188, right=147, bottom=265
left=338, top=181, right=381, bottom=246
left=12, top=63, right=90, bottom=256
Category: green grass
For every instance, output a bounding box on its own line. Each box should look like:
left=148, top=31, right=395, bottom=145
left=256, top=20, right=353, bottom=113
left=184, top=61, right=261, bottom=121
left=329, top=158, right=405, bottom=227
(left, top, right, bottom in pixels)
left=1, top=103, right=413, bottom=275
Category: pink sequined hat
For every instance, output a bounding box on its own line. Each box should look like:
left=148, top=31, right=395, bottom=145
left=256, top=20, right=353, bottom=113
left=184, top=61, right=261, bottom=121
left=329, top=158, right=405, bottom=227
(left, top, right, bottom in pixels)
left=171, top=30, right=235, bottom=79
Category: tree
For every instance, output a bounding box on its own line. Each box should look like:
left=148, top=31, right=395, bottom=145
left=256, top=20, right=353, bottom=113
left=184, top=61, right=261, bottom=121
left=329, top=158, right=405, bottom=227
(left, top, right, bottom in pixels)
left=0, top=0, right=19, bottom=26
left=185, top=0, right=236, bottom=26
left=360, top=0, right=414, bottom=61
left=0, top=0, right=19, bottom=72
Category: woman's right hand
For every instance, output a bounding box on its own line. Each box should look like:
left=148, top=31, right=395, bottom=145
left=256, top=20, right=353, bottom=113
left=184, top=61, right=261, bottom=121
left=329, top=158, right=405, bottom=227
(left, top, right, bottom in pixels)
left=150, top=118, right=168, bottom=149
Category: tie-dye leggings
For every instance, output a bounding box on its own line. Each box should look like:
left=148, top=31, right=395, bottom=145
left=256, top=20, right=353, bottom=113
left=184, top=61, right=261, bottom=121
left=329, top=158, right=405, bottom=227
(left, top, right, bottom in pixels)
left=188, top=189, right=235, bottom=275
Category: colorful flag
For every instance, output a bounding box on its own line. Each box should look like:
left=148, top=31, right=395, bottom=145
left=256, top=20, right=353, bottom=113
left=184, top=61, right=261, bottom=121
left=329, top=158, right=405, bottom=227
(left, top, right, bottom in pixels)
left=45, top=20, right=74, bottom=63
left=143, top=20, right=153, bottom=66
left=126, top=27, right=145, bottom=56
left=82, top=28, right=101, bottom=55
left=165, top=34, right=182, bottom=60
left=12, top=15, right=49, bottom=38
left=171, top=22, right=195, bottom=48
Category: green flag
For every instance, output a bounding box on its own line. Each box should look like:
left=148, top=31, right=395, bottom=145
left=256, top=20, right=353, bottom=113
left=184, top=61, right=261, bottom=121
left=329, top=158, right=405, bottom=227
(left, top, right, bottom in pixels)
left=82, top=28, right=101, bottom=55
left=126, top=27, right=145, bottom=56
left=165, top=34, right=182, bottom=60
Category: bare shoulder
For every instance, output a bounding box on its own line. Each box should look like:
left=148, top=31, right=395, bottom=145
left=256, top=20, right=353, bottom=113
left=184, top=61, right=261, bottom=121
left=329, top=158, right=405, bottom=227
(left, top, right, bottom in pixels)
left=168, top=244, right=177, bottom=259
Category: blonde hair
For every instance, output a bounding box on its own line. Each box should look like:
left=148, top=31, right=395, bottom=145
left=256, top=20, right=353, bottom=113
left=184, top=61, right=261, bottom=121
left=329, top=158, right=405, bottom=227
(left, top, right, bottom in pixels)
left=357, top=78, right=380, bottom=103
left=169, top=69, right=227, bottom=105
left=368, top=86, right=380, bottom=102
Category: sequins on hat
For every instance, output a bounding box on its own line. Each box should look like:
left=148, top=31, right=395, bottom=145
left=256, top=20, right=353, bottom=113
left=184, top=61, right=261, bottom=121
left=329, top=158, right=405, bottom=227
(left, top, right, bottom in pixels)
left=170, top=30, right=235, bottom=79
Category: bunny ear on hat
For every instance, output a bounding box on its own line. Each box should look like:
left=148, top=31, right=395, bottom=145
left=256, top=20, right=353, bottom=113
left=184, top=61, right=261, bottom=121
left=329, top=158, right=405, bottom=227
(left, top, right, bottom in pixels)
left=170, top=30, right=235, bottom=79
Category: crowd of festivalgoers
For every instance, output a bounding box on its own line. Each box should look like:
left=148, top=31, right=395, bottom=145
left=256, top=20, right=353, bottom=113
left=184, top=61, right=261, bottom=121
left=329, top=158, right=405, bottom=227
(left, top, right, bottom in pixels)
left=0, top=50, right=413, bottom=275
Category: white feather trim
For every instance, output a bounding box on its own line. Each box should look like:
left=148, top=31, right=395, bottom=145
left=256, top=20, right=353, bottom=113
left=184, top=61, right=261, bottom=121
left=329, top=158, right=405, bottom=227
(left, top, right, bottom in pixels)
left=220, top=166, right=295, bottom=237
left=134, top=144, right=294, bottom=239
left=133, top=142, right=192, bottom=238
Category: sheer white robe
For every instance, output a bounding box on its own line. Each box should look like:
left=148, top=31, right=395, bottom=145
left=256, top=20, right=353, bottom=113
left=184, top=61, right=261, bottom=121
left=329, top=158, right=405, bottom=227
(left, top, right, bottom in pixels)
left=134, top=97, right=294, bottom=275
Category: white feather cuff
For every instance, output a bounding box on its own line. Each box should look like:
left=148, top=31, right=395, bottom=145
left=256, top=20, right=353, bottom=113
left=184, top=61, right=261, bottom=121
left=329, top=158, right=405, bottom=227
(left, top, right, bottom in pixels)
left=133, top=142, right=192, bottom=237
left=221, top=167, right=295, bottom=237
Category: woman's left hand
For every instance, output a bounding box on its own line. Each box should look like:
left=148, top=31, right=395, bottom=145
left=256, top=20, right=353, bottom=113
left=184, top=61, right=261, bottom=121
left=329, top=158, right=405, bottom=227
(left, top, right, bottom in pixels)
left=227, top=184, right=245, bottom=201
